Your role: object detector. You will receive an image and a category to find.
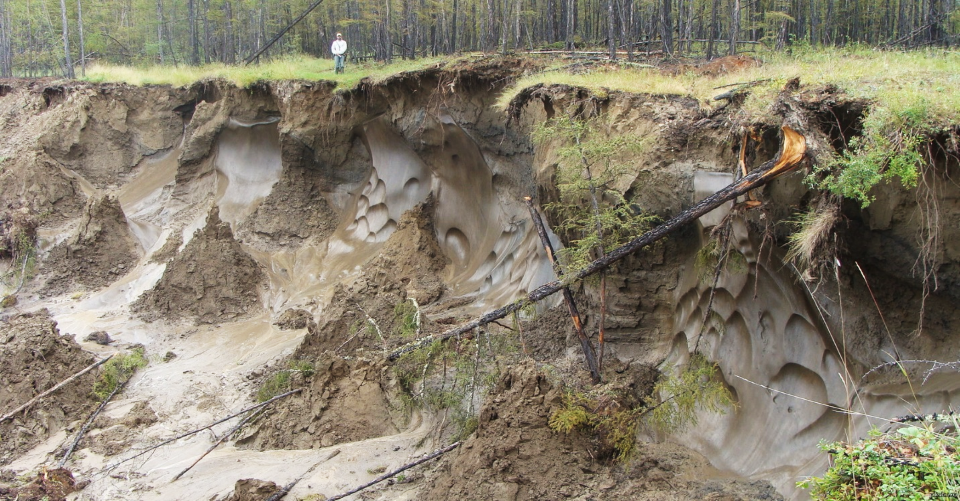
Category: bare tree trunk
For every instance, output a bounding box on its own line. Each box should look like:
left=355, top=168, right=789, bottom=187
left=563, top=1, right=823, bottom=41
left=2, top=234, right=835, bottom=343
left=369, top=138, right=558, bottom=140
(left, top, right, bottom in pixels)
left=0, top=0, right=10, bottom=77
left=660, top=0, right=672, bottom=54
left=224, top=0, right=235, bottom=64
left=204, top=0, right=212, bottom=64
left=705, top=0, right=718, bottom=59
left=728, top=0, right=740, bottom=54
left=188, top=0, right=199, bottom=64
left=76, top=0, right=84, bottom=75
left=59, top=0, right=74, bottom=78
left=607, top=0, right=615, bottom=58
left=385, top=0, right=392, bottom=61
left=565, top=0, right=575, bottom=52
left=485, top=0, right=496, bottom=51
left=451, top=0, right=458, bottom=52
left=156, top=0, right=165, bottom=64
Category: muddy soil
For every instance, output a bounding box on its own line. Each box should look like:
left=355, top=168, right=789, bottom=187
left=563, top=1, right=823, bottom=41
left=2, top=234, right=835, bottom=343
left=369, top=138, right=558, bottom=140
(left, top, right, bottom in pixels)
left=237, top=354, right=405, bottom=450
left=42, top=195, right=140, bottom=295
left=421, top=362, right=781, bottom=501
left=0, top=310, right=96, bottom=466
left=132, top=207, right=266, bottom=324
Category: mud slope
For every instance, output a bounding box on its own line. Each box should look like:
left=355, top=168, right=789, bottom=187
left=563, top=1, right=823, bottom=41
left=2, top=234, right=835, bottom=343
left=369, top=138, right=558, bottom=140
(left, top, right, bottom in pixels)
left=0, top=58, right=957, bottom=501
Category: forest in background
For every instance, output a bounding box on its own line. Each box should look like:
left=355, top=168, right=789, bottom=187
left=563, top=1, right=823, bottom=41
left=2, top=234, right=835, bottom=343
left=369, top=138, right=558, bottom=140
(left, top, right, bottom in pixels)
left=0, top=0, right=958, bottom=78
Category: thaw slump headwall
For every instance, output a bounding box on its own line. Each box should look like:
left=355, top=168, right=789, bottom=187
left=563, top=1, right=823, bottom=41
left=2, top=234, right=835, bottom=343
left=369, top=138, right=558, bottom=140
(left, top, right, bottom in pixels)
left=317, top=112, right=556, bottom=310
left=665, top=173, right=960, bottom=498
left=4, top=75, right=959, bottom=501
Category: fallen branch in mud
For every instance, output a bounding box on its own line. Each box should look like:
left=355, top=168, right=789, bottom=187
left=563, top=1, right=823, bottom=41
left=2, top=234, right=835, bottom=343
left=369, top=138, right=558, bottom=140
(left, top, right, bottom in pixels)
left=524, top=197, right=601, bottom=384
left=265, top=449, right=341, bottom=501
left=326, top=442, right=461, bottom=501
left=58, top=379, right=127, bottom=467
left=1, top=354, right=114, bottom=423
left=172, top=407, right=265, bottom=481
left=102, top=388, right=301, bottom=472
left=388, top=126, right=806, bottom=362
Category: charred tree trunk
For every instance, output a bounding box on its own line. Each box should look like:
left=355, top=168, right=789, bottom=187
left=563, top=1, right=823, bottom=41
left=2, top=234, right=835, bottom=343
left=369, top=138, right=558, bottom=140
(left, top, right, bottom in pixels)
left=706, top=0, right=719, bottom=59
left=660, top=0, right=672, bottom=54
left=524, top=198, right=602, bottom=384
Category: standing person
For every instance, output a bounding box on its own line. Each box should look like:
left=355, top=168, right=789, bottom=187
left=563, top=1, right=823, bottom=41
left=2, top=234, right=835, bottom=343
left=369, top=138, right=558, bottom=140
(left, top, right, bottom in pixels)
left=331, top=33, right=347, bottom=74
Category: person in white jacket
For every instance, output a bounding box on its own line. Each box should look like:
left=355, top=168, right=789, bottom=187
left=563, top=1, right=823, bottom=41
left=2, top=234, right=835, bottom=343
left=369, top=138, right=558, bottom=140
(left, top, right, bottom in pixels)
left=331, top=33, right=347, bottom=74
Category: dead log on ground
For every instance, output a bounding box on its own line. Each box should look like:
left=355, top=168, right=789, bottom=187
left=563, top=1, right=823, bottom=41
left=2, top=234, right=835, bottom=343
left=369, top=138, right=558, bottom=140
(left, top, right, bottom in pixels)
left=102, top=388, right=301, bottom=472
left=58, top=379, right=127, bottom=467
left=326, top=442, right=461, bottom=501
left=1, top=354, right=114, bottom=423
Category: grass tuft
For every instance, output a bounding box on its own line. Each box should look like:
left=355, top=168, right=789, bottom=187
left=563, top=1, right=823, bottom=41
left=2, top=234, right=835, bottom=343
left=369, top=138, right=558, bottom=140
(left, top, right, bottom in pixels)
left=92, top=348, right=148, bottom=400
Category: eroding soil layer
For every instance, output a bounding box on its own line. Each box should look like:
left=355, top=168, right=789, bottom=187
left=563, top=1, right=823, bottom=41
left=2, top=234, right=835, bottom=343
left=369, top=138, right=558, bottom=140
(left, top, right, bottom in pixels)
left=43, top=195, right=140, bottom=295
left=423, top=363, right=782, bottom=501
left=0, top=310, right=96, bottom=466
left=132, top=208, right=265, bottom=324
left=238, top=354, right=404, bottom=450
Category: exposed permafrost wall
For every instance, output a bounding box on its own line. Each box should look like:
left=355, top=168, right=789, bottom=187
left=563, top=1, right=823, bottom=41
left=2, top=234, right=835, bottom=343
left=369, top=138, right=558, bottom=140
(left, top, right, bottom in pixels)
left=2, top=66, right=959, bottom=500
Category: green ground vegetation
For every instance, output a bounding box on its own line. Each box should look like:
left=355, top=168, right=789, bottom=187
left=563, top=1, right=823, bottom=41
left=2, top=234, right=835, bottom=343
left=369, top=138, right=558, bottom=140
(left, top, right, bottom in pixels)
left=800, top=424, right=960, bottom=500
left=393, top=326, right=521, bottom=440
left=84, top=54, right=452, bottom=88
left=393, top=298, right=420, bottom=339
left=255, top=359, right=316, bottom=402
left=92, top=348, right=148, bottom=400
left=549, top=354, right=734, bottom=462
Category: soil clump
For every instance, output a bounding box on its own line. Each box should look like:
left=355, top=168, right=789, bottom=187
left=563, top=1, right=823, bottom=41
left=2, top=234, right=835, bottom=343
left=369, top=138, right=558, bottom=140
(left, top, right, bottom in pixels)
left=132, top=207, right=266, bottom=324
left=238, top=354, right=404, bottom=450
left=0, top=466, right=81, bottom=501
left=0, top=310, right=96, bottom=466
left=42, top=195, right=140, bottom=295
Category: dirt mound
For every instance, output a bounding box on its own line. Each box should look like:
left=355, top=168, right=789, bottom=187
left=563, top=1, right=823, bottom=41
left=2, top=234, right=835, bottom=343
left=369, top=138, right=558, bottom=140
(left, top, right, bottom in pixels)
left=371, top=197, right=449, bottom=305
left=274, top=308, right=313, bottom=330
left=234, top=165, right=339, bottom=251
left=237, top=354, right=404, bottom=450
left=42, top=195, right=140, bottom=295
left=219, top=478, right=281, bottom=501
left=0, top=309, right=96, bottom=466
left=294, top=201, right=449, bottom=357
left=0, top=466, right=81, bottom=501
left=132, top=207, right=265, bottom=324
left=422, top=362, right=781, bottom=501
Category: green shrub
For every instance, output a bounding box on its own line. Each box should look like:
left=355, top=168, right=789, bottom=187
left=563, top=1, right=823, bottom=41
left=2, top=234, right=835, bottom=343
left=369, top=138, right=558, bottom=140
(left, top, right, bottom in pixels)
left=800, top=425, right=960, bottom=499
left=549, top=389, right=644, bottom=462
left=814, top=104, right=929, bottom=208
left=92, top=348, right=148, bottom=400
left=393, top=299, right=420, bottom=338
left=550, top=354, right=733, bottom=462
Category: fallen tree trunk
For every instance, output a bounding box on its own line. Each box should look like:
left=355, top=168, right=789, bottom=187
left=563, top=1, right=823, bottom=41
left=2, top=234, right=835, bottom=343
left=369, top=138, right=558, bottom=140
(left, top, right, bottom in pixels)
left=1, top=354, right=114, bottom=423
left=388, top=125, right=806, bottom=362
left=326, top=442, right=461, bottom=500
left=58, top=378, right=126, bottom=467
left=524, top=198, right=600, bottom=383
left=103, top=388, right=301, bottom=472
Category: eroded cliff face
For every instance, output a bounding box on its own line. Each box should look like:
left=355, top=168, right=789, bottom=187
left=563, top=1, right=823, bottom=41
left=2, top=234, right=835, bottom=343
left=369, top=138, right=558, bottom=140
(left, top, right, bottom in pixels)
left=0, top=58, right=957, bottom=500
